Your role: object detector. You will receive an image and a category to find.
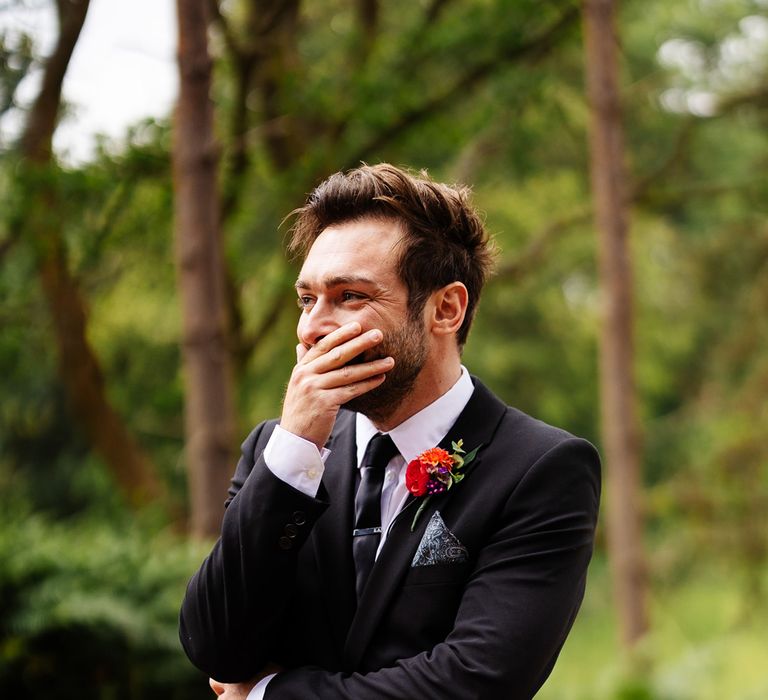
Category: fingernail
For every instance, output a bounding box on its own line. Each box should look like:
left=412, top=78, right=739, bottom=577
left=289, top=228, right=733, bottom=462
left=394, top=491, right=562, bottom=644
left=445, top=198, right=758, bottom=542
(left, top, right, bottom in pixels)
left=370, top=330, right=382, bottom=341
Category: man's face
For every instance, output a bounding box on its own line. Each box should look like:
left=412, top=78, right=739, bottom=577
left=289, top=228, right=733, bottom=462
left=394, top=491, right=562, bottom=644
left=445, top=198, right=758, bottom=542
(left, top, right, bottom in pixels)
left=294, top=219, right=428, bottom=421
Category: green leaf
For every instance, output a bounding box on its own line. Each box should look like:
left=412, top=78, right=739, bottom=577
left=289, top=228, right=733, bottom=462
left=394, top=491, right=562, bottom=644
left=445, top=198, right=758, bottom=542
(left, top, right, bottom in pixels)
left=462, top=445, right=480, bottom=466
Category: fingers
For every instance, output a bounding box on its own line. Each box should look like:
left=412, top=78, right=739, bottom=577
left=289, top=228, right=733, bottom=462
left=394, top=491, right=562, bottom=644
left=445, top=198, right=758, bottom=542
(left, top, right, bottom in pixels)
left=312, top=355, right=394, bottom=391
left=304, top=325, right=389, bottom=375
left=294, top=322, right=391, bottom=377
left=289, top=330, right=393, bottom=391
left=291, top=321, right=395, bottom=393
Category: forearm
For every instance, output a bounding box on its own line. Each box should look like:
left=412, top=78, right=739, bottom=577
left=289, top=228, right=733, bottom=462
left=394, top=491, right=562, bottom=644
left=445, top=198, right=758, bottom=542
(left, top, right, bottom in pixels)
left=180, top=426, right=328, bottom=681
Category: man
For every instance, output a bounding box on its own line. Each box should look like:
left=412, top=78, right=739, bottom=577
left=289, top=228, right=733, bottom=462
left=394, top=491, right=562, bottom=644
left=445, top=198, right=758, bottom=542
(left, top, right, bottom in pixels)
left=180, top=164, right=601, bottom=699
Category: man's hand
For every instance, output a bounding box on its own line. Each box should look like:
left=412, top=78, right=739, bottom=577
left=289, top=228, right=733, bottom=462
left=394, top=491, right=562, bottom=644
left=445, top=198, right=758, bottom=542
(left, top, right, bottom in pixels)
left=280, top=322, right=394, bottom=448
left=209, top=663, right=283, bottom=699
left=209, top=678, right=253, bottom=699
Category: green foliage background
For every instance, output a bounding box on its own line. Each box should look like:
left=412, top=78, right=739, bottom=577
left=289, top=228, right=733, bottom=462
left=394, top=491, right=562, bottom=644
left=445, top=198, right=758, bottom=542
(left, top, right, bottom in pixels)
left=1, top=0, right=767, bottom=697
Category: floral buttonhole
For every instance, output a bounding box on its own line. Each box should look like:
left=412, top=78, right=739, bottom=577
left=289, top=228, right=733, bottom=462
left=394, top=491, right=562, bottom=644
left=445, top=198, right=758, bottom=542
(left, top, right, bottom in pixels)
left=405, top=439, right=479, bottom=531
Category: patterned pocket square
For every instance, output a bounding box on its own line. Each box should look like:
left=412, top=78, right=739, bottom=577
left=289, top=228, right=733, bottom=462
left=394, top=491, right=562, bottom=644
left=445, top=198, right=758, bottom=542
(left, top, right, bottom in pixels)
left=411, top=511, right=469, bottom=567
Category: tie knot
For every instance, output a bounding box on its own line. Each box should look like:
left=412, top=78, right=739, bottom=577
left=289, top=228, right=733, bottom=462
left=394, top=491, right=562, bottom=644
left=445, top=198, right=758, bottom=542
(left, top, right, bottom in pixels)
left=362, top=433, right=398, bottom=470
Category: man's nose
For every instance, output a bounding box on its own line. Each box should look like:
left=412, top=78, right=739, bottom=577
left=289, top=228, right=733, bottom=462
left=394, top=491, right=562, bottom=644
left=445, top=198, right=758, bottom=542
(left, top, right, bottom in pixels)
left=297, top=300, right=339, bottom=347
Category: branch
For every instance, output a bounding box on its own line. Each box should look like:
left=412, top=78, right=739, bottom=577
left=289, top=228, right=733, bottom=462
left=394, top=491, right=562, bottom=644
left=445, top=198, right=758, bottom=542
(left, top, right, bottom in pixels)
left=0, top=230, right=20, bottom=263
left=252, top=0, right=300, bottom=38
left=401, top=0, right=455, bottom=60
left=207, top=0, right=245, bottom=60
left=637, top=179, right=763, bottom=205
left=220, top=55, right=256, bottom=223
left=20, top=0, right=90, bottom=162
left=425, top=0, right=453, bottom=23
left=494, top=119, right=702, bottom=285
left=0, top=33, right=35, bottom=117
left=237, top=288, right=295, bottom=367
left=492, top=208, right=592, bottom=284
left=354, top=0, right=378, bottom=64
left=344, top=5, right=579, bottom=167
left=628, top=118, right=696, bottom=202
left=716, top=86, right=768, bottom=113
left=255, top=1, right=303, bottom=170
left=78, top=179, right=137, bottom=272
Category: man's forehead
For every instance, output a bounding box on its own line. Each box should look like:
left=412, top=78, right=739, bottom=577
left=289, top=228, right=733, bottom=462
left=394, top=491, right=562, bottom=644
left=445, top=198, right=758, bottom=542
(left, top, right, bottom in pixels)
left=310, top=218, right=404, bottom=254
left=295, top=221, right=403, bottom=289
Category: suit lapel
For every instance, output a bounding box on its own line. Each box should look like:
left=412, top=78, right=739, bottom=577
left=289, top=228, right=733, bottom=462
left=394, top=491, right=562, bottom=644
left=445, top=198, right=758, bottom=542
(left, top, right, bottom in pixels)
left=310, top=410, right=358, bottom=654
left=342, top=378, right=507, bottom=668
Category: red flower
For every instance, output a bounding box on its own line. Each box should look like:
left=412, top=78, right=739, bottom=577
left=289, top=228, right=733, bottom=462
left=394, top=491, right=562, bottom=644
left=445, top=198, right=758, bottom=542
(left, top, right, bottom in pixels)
left=406, top=459, right=430, bottom=497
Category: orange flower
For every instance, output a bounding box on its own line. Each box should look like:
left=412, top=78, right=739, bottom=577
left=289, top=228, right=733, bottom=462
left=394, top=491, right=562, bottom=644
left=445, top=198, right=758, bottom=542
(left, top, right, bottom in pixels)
left=417, top=447, right=454, bottom=470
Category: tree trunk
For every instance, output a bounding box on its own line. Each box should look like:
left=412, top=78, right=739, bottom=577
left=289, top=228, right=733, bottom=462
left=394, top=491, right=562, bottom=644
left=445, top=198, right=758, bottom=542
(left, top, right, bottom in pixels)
left=582, top=0, right=649, bottom=647
left=19, top=0, right=163, bottom=507
left=174, top=0, right=238, bottom=539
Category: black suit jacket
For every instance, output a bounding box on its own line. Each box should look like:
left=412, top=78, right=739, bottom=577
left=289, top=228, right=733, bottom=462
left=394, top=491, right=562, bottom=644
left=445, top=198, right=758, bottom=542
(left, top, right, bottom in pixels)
left=180, top=378, right=601, bottom=699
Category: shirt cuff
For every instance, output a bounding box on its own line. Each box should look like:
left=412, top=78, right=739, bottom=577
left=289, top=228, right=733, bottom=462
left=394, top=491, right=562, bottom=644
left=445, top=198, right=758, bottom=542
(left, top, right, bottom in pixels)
left=245, top=673, right=277, bottom=700
left=263, top=424, right=330, bottom=497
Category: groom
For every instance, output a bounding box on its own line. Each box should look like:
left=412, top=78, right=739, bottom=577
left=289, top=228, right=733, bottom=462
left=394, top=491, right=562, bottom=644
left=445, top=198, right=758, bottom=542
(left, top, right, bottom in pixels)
left=180, top=164, right=601, bottom=699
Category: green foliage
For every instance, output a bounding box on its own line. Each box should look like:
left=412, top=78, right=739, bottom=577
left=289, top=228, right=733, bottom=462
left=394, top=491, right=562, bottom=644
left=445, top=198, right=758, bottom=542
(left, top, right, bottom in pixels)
left=0, top=136, right=184, bottom=514
left=0, top=507, right=211, bottom=699
left=538, top=557, right=768, bottom=700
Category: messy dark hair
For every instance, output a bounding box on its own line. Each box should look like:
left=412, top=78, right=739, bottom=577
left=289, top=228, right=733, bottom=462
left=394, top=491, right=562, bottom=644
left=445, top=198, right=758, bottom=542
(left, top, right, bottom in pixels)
left=288, top=164, right=496, bottom=347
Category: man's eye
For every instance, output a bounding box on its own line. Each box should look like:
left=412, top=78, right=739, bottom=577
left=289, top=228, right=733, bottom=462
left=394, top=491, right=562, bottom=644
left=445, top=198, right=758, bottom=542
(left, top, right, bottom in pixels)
left=342, top=292, right=365, bottom=302
left=297, top=296, right=314, bottom=310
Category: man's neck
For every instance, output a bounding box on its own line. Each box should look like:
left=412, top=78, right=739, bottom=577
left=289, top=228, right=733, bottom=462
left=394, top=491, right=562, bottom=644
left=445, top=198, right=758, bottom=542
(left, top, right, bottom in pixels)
left=369, top=356, right=462, bottom=433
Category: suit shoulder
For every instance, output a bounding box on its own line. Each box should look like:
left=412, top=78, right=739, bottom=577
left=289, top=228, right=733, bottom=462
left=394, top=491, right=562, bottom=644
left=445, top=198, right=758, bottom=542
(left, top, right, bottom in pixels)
left=496, top=404, right=598, bottom=466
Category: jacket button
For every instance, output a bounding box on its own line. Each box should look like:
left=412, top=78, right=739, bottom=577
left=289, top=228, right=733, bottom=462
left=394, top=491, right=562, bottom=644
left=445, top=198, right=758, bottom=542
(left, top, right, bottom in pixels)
left=292, top=511, right=306, bottom=525
left=284, top=524, right=299, bottom=538
left=278, top=536, right=292, bottom=550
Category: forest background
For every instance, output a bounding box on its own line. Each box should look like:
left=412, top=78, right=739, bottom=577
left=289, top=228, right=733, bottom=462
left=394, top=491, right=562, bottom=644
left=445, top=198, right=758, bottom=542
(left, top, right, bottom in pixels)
left=1, top=0, right=767, bottom=698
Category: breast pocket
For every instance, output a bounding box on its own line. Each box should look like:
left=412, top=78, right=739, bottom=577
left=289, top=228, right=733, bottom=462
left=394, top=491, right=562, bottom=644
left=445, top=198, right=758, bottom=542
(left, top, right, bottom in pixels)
left=382, top=561, right=472, bottom=651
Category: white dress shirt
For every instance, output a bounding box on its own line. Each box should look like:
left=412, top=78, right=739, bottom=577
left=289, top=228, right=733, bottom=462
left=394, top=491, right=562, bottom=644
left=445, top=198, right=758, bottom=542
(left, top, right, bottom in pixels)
left=246, top=367, right=474, bottom=699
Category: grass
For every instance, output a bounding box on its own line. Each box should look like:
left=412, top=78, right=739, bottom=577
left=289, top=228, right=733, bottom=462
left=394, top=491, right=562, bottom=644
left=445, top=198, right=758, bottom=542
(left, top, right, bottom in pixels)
left=537, top=556, right=768, bottom=699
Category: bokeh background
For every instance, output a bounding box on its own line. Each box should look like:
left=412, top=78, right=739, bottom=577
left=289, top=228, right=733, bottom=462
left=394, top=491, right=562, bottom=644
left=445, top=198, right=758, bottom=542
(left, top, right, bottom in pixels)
left=1, top=0, right=767, bottom=698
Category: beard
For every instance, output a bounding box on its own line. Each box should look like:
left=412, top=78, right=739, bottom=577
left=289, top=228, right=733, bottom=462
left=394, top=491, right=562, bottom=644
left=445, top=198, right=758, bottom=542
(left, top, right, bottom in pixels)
left=343, top=314, right=428, bottom=423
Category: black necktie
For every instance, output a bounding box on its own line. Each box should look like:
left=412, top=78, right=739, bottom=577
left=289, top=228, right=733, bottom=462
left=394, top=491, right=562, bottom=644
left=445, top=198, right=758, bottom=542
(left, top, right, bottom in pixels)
left=353, top=433, right=399, bottom=600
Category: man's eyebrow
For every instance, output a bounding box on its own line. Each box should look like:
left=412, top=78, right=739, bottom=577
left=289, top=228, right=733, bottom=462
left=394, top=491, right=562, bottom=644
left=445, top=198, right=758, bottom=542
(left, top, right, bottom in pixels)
left=294, top=275, right=381, bottom=290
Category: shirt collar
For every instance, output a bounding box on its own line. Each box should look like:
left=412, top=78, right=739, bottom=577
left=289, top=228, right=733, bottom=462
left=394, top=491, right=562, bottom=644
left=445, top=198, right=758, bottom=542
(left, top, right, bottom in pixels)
left=355, top=366, right=474, bottom=467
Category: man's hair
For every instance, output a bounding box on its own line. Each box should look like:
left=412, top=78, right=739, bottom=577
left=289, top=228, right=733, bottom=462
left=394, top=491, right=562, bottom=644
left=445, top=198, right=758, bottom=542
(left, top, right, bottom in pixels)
left=288, top=163, right=496, bottom=347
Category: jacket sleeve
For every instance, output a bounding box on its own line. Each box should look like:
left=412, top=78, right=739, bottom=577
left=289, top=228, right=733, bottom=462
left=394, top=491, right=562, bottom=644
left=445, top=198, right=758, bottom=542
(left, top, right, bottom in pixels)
left=179, top=422, right=330, bottom=682
left=264, top=437, right=601, bottom=700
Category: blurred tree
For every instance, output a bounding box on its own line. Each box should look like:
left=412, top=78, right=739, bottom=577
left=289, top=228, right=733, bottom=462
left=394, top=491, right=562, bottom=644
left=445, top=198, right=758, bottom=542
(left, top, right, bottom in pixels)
left=173, top=0, right=237, bottom=538
left=583, top=0, right=648, bottom=646
left=13, top=0, right=163, bottom=507
left=0, top=1, right=766, bottom=695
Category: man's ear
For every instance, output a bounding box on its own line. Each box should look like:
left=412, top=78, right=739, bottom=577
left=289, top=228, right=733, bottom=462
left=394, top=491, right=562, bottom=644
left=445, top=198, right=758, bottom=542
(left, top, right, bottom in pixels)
left=429, top=282, right=468, bottom=337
